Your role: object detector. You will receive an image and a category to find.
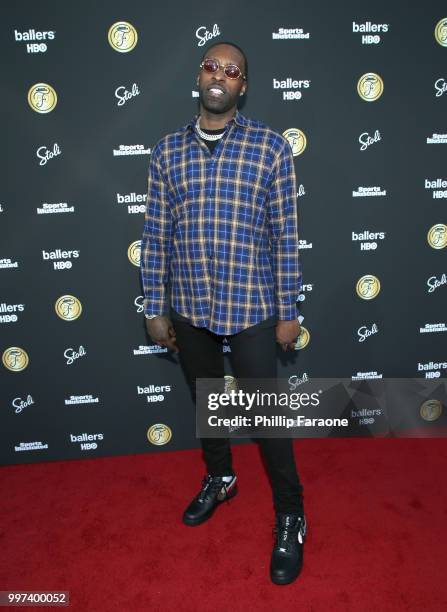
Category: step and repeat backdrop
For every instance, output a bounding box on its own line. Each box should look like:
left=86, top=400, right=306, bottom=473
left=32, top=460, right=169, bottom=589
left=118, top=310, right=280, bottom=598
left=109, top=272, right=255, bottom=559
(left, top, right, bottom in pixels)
left=1, top=1, right=446, bottom=465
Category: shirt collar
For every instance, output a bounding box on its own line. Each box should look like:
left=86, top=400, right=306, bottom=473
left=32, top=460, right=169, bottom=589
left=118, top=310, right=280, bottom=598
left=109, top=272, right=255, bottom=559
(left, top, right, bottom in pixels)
left=187, top=109, right=248, bottom=132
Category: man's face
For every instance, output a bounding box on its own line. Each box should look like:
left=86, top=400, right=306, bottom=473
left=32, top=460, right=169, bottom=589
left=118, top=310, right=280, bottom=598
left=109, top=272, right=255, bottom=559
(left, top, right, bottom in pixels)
left=197, top=44, right=247, bottom=115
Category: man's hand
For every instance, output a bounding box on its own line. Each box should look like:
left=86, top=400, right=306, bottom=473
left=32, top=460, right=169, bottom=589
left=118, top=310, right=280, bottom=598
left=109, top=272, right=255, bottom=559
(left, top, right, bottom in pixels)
left=145, top=315, right=179, bottom=353
left=276, top=319, right=301, bottom=352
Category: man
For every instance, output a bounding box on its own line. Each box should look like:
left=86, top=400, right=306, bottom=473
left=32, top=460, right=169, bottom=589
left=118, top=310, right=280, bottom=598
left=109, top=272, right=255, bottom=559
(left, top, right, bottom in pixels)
left=140, top=41, right=306, bottom=585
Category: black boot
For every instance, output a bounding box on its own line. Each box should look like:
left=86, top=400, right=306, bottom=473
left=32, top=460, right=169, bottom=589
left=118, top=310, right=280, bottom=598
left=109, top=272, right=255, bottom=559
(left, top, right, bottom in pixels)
left=270, top=513, right=307, bottom=585
left=182, top=474, right=238, bottom=526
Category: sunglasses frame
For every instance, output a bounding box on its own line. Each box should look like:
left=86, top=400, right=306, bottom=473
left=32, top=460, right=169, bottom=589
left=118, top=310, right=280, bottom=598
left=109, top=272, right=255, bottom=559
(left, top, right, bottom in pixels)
left=199, top=58, right=247, bottom=81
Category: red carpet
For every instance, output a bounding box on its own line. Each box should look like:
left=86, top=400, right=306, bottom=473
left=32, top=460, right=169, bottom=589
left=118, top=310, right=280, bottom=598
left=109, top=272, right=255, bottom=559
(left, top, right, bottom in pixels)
left=1, top=438, right=446, bottom=611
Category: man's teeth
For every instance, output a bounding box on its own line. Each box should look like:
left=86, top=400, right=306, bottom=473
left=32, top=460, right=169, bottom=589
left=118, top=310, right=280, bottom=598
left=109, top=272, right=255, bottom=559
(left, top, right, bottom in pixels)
left=209, top=88, right=224, bottom=95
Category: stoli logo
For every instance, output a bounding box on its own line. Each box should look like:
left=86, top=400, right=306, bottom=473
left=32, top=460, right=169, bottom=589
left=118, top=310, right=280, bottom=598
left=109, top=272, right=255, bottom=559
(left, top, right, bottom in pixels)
left=196, top=23, right=220, bottom=47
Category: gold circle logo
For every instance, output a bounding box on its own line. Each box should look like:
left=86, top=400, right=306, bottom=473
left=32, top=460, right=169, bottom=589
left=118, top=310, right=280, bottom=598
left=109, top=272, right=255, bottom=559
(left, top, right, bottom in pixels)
left=357, top=73, right=384, bottom=101
left=356, top=275, right=381, bottom=299
left=147, top=424, right=172, bottom=446
left=128, top=240, right=141, bottom=267
left=27, top=83, right=58, bottom=113
left=2, top=347, right=29, bottom=372
left=55, top=295, right=83, bottom=321
left=294, top=326, right=310, bottom=350
left=283, top=128, right=307, bottom=156
left=434, top=17, right=447, bottom=46
left=108, top=22, right=138, bottom=52
left=420, top=399, right=443, bottom=422
left=427, top=224, right=447, bottom=249
left=224, top=375, right=239, bottom=393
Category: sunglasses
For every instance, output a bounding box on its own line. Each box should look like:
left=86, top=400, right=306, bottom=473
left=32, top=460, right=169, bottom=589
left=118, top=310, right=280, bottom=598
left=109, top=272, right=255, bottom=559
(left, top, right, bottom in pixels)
left=199, top=58, right=246, bottom=80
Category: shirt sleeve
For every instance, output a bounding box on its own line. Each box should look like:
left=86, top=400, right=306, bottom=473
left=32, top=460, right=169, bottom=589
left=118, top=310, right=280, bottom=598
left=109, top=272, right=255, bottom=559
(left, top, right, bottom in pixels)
left=140, top=148, right=174, bottom=316
left=266, top=139, right=302, bottom=321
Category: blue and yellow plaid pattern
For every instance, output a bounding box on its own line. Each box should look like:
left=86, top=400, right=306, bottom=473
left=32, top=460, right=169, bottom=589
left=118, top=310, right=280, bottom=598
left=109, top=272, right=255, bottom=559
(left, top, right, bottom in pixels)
left=140, top=110, right=302, bottom=335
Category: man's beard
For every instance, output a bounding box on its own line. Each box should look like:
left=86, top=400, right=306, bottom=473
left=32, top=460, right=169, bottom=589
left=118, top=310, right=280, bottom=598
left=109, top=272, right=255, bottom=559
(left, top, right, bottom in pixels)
left=199, top=88, right=237, bottom=114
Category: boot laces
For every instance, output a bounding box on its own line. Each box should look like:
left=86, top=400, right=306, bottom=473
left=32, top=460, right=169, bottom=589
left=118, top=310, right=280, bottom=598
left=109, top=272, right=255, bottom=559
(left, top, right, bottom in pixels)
left=197, top=474, right=226, bottom=503
left=273, top=515, right=305, bottom=553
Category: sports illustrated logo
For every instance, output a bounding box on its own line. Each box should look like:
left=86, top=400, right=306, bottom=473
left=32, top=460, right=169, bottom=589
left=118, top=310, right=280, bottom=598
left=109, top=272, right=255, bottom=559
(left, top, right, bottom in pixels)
left=352, top=230, right=386, bottom=251
left=356, top=275, right=381, bottom=299
left=36, top=202, right=74, bottom=215
left=108, top=22, right=138, bottom=52
left=65, top=394, right=98, bottom=405
left=14, top=29, right=55, bottom=53
left=36, top=143, right=61, bottom=166
left=427, top=273, right=446, bottom=293
left=420, top=323, right=447, bottom=334
left=283, top=128, right=307, bottom=156
left=55, top=295, right=83, bottom=321
left=42, top=248, right=80, bottom=270
left=357, top=73, right=384, bottom=101
left=128, top=241, right=141, bottom=267
left=352, top=186, right=386, bottom=197
left=70, top=432, right=104, bottom=451
left=195, top=23, right=220, bottom=46
left=357, top=323, right=379, bottom=342
left=12, top=394, right=35, bottom=414
left=15, top=441, right=48, bottom=452
left=2, top=347, right=29, bottom=372
left=272, top=27, right=310, bottom=40
left=298, top=239, right=312, bottom=250
left=117, top=192, right=146, bottom=214
left=133, top=345, right=168, bottom=355
left=147, top=424, right=172, bottom=445
left=417, top=361, right=447, bottom=378
left=359, top=130, right=382, bottom=151
left=27, top=83, right=57, bottom=113
left=64, top=345, right=87, bottom=365
left=434, top=17, right=447, bottom=47
left=427, top=224, right=447, bottom=249
left=115, top=83, right=140, bottom=107
left=352, top=21, right=389, bottom=45
left=0, top=302, right=25, bottom=324
left=137, top=384, right=172, bottom=403
left=425, top=178, right=447, bottom=199
left=426, top=133, right=447, bottom=144
left=0, top=257, right=18, bottom=269
left=434, top=78, right=447, bottom=97
left=273, top=77, right=311, bottom=101
left=113, top=144, right=151, bottom=157
left=352, top=371, right=383, bottom=380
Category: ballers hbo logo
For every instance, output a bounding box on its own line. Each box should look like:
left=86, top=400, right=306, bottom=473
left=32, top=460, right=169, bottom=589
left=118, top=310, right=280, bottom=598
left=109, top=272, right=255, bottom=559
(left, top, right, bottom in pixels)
left=108, top=22, right=138, bottom=52
left=434, top=17, right=447, bottom=46
left=356, top=275, right=381, bottom=299
left=357, top=73, right=384, bottom=101
left=427, top=224, right=447, bottom=249
left=294, top=326, right=310, bottom=350
left=27, top=83, right=57, bottom=113
left=2, top=347, right=29, bottom=372
left=147, top=423, right=172, bottom=446
left=128, top=240, right=141, bottom=266
left=55, top=295, right=82, bottom=321
left=282, top=128, right=307, bottom=156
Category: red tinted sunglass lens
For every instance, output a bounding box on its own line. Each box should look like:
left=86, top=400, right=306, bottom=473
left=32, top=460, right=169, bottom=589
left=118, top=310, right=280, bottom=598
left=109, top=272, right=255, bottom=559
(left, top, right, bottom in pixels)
left=203, top=59, right=218, bottom=72
left=224, top=65, right=241, bottom=79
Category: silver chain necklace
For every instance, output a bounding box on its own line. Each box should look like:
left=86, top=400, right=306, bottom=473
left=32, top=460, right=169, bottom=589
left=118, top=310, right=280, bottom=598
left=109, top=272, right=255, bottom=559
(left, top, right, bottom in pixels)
left=195, top=117, right=225, bottom=141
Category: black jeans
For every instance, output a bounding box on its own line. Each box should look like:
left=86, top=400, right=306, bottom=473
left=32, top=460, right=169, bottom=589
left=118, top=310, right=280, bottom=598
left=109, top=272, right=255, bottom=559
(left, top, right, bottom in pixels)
left=171, top=311, right=304, bottom=514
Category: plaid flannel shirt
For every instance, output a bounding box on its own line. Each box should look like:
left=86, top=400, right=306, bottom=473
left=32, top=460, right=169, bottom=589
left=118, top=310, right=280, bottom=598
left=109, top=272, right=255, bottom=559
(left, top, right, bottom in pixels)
left=140, top=109, right=302, bottom=336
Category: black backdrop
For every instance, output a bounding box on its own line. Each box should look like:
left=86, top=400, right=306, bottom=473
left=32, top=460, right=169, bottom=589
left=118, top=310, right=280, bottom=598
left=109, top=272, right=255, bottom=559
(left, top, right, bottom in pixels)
left=1, top=1, right=446, bottom=465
